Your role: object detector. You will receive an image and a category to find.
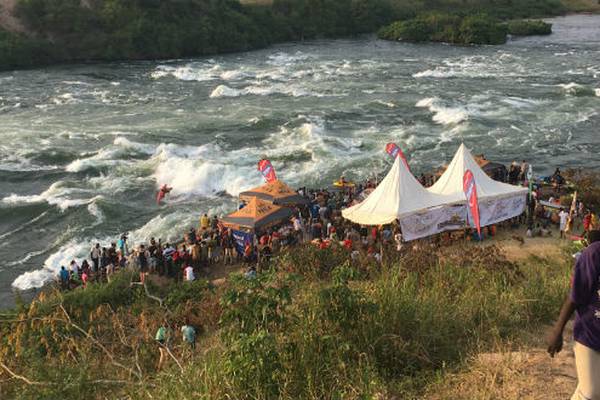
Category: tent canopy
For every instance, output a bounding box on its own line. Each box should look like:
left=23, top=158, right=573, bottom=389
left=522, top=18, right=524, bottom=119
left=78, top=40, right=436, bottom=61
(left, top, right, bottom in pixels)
left=342, top=156, right=461, bottom=225
left=221, top=197, right=293, bottom=231
left=239, top=179, right=309, bottom=206
left=428, top=144, right=527, bottom=200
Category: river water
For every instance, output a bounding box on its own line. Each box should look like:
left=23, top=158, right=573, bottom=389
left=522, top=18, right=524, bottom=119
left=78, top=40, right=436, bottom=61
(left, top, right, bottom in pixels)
left=0, top=15, right=598, bottom=307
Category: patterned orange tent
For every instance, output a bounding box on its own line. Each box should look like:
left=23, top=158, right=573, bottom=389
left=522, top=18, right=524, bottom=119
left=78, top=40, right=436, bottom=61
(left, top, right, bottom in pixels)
left=221, top=197, right=293, bottom=231
left=239, top=179, right=309, bottom=206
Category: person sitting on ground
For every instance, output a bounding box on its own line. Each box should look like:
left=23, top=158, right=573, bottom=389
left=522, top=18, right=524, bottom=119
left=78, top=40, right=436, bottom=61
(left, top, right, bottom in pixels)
left=244, top=265, right=257, bottom=279
left=547, top=230, right=600, bottom=400
left=181, top=318, right=196, bottom=350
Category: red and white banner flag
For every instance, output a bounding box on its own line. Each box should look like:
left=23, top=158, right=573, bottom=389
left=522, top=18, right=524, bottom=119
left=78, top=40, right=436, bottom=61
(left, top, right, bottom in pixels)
left=258, top=159, right=277, bottom=183
left=385, top=143, right=410, bottom=171
left=463, top=170, right=481, bottom=237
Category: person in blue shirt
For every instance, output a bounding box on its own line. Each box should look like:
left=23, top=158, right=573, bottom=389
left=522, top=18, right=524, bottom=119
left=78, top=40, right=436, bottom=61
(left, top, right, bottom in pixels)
left=58, top=266, right=69, bottom=290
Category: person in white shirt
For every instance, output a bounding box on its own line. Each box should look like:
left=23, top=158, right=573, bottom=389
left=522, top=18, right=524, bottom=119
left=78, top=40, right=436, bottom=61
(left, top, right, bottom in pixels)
left=184, top=265, right=195, bottom=282
left=559, top=209, right=569, bottom=239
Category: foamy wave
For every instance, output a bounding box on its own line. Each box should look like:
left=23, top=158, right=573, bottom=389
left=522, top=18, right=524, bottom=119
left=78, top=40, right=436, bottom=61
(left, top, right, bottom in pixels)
left=113, top=137, right=155, bottom=154
left=416, top=97, right=467, bottom=125
left=209, top=83, right=316, bottom=99
left=151, top=64, right=219, bottom=81
left=267, top=51, right=311, bottom=66
left=153, top=155, right=254, bottom=198
left=1, top=182, right=103, bottom=211
left=12, top=240, right=91, bottom=290
left=210, top=85, right=242, bottom=98
left=413, top=54, right=527, bottom=79
left=557, top=82, right=596, bottom=96
left=151, top=63, right=248, bottom=82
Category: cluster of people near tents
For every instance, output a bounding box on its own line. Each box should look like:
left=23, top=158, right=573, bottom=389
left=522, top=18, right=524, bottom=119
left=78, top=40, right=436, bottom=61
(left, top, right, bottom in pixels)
left=55, top=144, right=597, bottom=295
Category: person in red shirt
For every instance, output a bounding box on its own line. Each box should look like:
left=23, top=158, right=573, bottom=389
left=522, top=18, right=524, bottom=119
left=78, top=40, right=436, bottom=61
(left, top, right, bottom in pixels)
left=343, top=236, right=353, bottom=250
left=371, top=226, right=378, bottom=242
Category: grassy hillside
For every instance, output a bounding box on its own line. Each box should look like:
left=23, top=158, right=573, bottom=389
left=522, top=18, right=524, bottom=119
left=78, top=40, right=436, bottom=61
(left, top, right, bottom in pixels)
left=0, top=242, right=570, bottom=399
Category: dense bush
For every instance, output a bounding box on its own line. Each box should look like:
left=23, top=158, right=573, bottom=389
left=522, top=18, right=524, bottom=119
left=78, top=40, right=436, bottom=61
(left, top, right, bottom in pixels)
left=506, top=19, right=553, bottom=36
left=378, top=12, right=507, bottom=45
left=0, top=29, right=58, bottom=70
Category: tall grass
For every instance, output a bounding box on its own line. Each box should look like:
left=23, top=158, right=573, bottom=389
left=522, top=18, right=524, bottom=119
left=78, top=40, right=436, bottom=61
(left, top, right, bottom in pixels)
left=0, top=243, right=570, bottom=399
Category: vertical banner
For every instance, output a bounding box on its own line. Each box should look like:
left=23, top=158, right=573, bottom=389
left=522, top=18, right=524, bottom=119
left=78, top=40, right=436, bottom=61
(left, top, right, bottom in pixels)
left=463, top=170, right=481, bottom=237
left=232, top=230, right=253, bottom=256
left=385, top=143, right=410, bottom=171
left=257, top=159, right=277, bottom=183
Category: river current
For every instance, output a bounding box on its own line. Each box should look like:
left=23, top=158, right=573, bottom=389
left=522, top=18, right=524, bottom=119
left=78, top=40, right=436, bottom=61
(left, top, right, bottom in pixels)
left=0, top=15, right=598, bottom=307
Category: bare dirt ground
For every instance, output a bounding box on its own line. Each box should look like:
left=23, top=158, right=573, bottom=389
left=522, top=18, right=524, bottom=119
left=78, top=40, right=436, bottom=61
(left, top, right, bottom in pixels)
left=425, top=324, right=577, bottom=400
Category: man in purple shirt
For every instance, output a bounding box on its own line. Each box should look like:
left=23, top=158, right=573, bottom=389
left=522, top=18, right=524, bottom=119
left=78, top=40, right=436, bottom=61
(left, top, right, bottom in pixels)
left=548, top=230, right=600, bottom=400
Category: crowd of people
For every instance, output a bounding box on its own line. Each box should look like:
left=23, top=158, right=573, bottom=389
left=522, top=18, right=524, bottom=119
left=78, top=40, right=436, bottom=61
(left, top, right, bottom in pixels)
left=56, top=160, right=599, bottom=295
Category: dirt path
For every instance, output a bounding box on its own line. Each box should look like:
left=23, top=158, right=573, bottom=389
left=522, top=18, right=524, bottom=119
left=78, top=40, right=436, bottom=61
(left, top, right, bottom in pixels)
left=425, top=230, right=579, bottom=399
left=425, top=323, right=577, bottom=400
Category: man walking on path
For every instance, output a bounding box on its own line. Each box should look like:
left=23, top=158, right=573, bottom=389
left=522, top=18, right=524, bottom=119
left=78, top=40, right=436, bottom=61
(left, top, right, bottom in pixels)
left=547, top=230, right=600, bottom=400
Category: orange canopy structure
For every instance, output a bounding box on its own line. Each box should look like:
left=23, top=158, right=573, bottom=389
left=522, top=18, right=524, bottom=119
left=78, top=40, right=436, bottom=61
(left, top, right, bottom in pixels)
left=221, top=197, right=293, bottom=231
left=239, top=179, right=309, bottom=206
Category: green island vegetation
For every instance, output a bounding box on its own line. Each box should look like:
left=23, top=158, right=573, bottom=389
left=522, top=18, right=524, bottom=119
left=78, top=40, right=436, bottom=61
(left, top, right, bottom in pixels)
left=0, top=0, right=596, bottom=71
left=0, top=242, right=571, bottom=399
left=377, top=14, right=553, bottom=45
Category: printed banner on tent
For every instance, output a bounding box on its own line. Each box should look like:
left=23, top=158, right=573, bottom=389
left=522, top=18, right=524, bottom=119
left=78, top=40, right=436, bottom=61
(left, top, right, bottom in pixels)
left=399, top=204, right=467, bottom=241
left=476, top=195, right=526, bottom=227
left=258, top=159, right=277, bottom=183
left=463, top=170, right=481, bottom=237
left=385, top=143, right=410, bottom=171
left=232, top=230, right=253, bottom=256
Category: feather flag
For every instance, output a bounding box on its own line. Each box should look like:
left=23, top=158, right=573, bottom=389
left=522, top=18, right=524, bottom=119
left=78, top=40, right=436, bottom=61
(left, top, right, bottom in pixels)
left=258, top=159, right=277, bottom=183
left=463, top=170, right=481, bottom=238
left=385, top=143, right=410, bottom=171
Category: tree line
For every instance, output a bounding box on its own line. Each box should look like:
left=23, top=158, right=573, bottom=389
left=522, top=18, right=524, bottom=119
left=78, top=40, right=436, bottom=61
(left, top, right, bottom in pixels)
left=0, top=0, right=567, bottom=70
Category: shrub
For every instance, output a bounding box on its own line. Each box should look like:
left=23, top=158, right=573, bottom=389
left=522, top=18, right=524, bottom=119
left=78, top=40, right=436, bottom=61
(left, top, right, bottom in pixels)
left=507, top=19, right=552, bottom=36
left=378, top=12, right=507, bottom=45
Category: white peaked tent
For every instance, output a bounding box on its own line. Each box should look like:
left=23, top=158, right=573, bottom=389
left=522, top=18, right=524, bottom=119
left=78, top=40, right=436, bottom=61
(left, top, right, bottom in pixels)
left=427, top=143, right=528, bottom=227
left=342, top=156, right=461, bottom=226
left=429, top=144, right=527, bottom=200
